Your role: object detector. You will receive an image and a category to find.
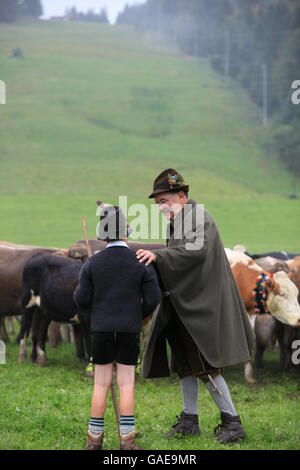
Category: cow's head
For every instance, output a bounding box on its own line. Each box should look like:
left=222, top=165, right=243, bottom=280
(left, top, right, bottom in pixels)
left=67, top=244, right=88, bottom=263
left=288, top=266, right=300, bottom=303
left=266, top=271, right=300, bottom=327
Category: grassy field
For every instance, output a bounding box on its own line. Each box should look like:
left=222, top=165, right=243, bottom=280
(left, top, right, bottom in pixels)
left=0, top=335, right=300, bottom=450
left=0, top=19, right=299, bottom=252
left=0, top=19, right=300, bottom=451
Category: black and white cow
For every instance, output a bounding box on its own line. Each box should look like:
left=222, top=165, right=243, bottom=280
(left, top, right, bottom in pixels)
left=18, top=252, right=90, bottom=366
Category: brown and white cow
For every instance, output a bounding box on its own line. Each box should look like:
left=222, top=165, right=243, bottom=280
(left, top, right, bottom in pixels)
left=253, top=256, right=289, bottom=275
left=251, top=256, right=300, bottom=371
left=225, top=248, right=300, bottom=383
left=287, top=256, right=300, bottom=301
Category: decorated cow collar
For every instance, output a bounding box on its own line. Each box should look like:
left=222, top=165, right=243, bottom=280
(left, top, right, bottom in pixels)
left=253, top=271, right=273, bottom=314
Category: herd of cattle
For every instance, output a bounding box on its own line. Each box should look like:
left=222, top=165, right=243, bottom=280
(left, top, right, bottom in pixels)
left=0, top=240, right=299, bottom=384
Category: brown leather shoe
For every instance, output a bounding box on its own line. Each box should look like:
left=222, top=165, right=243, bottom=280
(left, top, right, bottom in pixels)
left=214, top=413, right=246, bottom=444
left=165, top=411, right=201, bottom=438
left=120, top=430, right=143, bottom=450
left=85, top=430, right=104, bottom=450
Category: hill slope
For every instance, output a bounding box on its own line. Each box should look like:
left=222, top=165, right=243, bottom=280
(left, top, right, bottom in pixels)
left=0, top=20, right=299, bottom=251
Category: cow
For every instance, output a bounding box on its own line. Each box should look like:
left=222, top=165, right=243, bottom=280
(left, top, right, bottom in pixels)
left=225, top=248, right=300, bottom=383
left=254, top=314, right=300, bottom=372
left=253, top=257, right=289, bottom=275
left=232, top=244, right=299, bottom=261
left=0, top=241, right=67, bottom=342
left=18, top=252, right=90, bottom=366
left=287, top=256, right=300, bottom=301
left=237, top=254, right=300, bottom=374
left=0, top=316, right=21, bottom=343
left=255, top=255, right=300, bottom=371
left=250, top=251, right=299, bottom=261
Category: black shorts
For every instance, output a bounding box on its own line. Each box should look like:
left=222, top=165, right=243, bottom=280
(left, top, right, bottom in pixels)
left=91, top=332, right=140, bottom=366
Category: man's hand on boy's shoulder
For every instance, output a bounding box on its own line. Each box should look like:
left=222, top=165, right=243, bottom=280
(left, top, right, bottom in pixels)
left=136, top=249, right=157, bottom=267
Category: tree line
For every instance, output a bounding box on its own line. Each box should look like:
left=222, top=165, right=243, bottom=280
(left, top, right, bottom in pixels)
left=117, top=0, right=300, bottom=182
left=65, top=6, right=109, bottom=23
left=0, top=0, right=43, bottom=22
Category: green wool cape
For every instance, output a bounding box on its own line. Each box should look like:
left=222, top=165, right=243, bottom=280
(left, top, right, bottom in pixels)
left=141, top=199, right=255, bottom=379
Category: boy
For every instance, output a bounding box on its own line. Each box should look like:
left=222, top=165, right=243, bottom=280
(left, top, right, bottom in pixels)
left=73, top=205, right=161, bottom=450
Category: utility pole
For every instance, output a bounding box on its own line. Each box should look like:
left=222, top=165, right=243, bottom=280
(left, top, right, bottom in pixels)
left=224, top=30, right=230, bottom=81
left=262, top=64, right=268, bottom=127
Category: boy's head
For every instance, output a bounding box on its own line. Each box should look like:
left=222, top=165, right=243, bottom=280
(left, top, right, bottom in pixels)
left=97, top=205, right=130, bottom=242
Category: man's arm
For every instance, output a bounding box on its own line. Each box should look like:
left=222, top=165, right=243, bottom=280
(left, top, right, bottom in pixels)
left=137, top=217, right=209, bottom=272
left=73, top=259, right=94, bottom=309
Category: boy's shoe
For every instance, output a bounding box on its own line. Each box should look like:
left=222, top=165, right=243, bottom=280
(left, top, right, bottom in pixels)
left=165, top=411, right=201, bottom=438
left=214, top=412, right=246, bottom=444
left=85, top=430, right=104, bottom=450
left=120, top=430, right=143, bottom=450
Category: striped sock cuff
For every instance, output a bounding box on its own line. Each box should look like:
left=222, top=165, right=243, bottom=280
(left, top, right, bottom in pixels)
left=89, top=417, right=104, bottom=435
left=120, top=415, right=135, bottom=435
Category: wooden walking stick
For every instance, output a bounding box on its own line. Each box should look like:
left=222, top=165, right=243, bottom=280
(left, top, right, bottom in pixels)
left=82, top=215, right=120, bottom=435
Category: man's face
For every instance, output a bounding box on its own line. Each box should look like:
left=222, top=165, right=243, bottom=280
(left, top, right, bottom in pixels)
left=155, top=192, right=187, bottom=220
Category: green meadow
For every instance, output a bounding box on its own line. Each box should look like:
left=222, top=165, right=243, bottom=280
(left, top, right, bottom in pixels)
left=0, top=19, right=300, bottom=451
left=0, top=339, right=300, bottom=450
left=0, top=19, right=299, bottom=251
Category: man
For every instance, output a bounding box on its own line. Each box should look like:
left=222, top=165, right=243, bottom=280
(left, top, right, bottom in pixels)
left=137, top=168, right=255, bottom=444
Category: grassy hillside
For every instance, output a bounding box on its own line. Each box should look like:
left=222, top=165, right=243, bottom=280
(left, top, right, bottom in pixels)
left=0, top=19, right=299, bottom=251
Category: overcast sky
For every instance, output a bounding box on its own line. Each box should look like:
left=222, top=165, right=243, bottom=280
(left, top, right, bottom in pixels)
left=42, top=0, right=145, bottom=24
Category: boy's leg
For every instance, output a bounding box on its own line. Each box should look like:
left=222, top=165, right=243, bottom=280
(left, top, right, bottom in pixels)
left=116, top=363, right=135, bottom=415
left=116, top=362, right=142, bottom=450
left=115, top=333, right=142, bottom=450
left=89, top=363, right=113, bottom=434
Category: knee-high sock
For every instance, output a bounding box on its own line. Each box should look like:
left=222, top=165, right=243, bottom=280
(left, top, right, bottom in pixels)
left=180, top=376, right=199, bottom=415
left=206, top=375, right=237, bottom=416
left=120, top=415, right=135, bottom=435
left=89, top=417, right=104, bottom=435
